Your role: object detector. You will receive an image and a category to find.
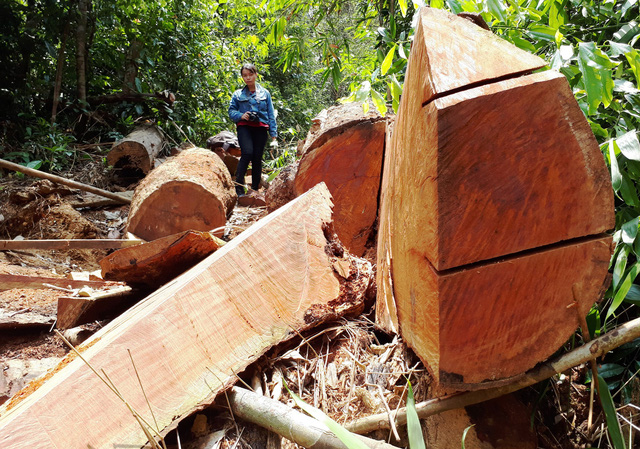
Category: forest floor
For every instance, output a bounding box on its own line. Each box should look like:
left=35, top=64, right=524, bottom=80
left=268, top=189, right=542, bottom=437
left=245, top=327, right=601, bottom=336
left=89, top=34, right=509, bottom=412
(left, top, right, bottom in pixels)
left=0, top=160, right=635, bottom=449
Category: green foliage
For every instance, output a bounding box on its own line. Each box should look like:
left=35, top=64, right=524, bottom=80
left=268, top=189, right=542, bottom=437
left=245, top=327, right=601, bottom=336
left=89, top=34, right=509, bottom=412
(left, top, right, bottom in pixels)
left=598, top=374, right=627, bottom=449
left=406, top=380, right=426, bottom=449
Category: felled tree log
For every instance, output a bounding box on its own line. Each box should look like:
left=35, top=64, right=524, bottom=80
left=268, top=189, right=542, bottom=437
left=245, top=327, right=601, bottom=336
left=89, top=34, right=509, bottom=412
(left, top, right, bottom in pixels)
left=107, top=124, right=164, bottom=175
left=100, top=230, right=225, bottom=289
left=56, top=286, right=137, bottom=330
left=126, top=147, right=236, bottom=240
left=294, top=102, right=386, bottom=256
left=376, top=7, right=614, bottom=386
left=265, top=161, right=298, bottom=212
left=0, top=183, right=373, bottom=449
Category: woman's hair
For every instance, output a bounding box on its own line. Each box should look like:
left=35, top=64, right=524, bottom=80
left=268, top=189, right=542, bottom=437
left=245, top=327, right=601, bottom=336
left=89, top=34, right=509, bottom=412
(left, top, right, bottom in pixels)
left=240, top=63, right=257, bottom=75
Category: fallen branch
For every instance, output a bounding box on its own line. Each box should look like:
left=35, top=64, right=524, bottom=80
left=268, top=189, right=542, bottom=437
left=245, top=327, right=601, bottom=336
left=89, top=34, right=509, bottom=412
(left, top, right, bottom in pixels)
left=346, top=317, right=640, bottom=434
left=0, top=239, right=144, bottom=251
left=0, top=158, right=131, bottom=204
left=228, top=386, right=398, bottom=449
left=0, top=274, right=125, bottom=291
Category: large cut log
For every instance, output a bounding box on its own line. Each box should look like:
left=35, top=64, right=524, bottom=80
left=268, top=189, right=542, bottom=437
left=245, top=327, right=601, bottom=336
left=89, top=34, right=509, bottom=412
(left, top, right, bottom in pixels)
left=107, top=124, right=164, bottom=175
left=100, top=230, right=225, bottom=289
left=294, top=102, right=386, bottom=256
left=56, top=286, right=136, bottom=330
left=0, top=183, right=372, bottom=449
left=126, top=147, right=236, bottom=240
left=376, top=7, right=614, bottom=386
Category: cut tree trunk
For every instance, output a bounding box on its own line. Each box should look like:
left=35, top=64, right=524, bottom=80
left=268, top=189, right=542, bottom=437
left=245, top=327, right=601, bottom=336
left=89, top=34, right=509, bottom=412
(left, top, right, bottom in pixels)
left=376, top=7, right=614, bottom=387
left=0, top=183, right=373, bottom=449
left=107, top=125, right=164, bottom=175
left=100, top=230, right=225, bottom=289
left=294, top=102, right=387, bottom=256
left=265, top=161, right=298, bottom=212
left=56, top=286, right=137, bottom=330
left=126, top=147, right=236, bottom=240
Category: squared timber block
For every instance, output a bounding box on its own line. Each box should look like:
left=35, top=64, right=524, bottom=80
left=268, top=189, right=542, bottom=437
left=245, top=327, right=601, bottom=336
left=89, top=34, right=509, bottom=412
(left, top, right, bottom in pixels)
left=409, top=7, right=546, bottom=105
left=0, top=183, right=369, bottom=449
left=395, top=235, right=612, bottom=386
left=393, top=70, right=613, bottom=271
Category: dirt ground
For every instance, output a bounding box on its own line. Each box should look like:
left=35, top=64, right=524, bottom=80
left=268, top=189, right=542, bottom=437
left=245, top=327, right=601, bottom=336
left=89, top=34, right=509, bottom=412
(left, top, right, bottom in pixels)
left=0, top=163, right=636, bottom=449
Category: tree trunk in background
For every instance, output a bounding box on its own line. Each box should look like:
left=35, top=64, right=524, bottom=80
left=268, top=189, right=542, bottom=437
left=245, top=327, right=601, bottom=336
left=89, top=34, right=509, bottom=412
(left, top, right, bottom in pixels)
left=76, top=0, right=88, bottom=103
left=123, top=38, right=143, bottom=92
left=376, top=7, right=614, bottom=388
left=126, top=147, right=236, bottom=241
left=51, top=20, right=70, bottom=124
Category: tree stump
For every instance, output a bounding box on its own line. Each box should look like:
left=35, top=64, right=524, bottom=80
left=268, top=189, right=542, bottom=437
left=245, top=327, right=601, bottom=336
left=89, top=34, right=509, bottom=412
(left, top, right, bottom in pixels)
left=294, top=102, right=387, bottom=256
left=107, top=124, right=164, bottom=175
left=376, top=7, right=614, bottom=387
left=126, top=147, right=236, bottom=240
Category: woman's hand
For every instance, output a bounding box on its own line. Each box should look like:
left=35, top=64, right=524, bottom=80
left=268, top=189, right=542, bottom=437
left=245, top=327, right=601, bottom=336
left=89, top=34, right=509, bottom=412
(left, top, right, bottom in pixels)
left=241, top=112, right=250, bottom=121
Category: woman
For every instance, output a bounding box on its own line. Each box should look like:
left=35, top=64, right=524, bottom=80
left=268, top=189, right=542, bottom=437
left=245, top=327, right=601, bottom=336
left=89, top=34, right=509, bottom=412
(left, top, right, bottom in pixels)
left=228, top=63, right=277, bottom=196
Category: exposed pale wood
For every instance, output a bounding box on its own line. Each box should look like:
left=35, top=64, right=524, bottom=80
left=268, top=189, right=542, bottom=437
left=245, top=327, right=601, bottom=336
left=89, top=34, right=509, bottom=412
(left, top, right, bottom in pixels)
left=228, top=387, right=397, bottom=449
left=100, top=230, right=225, bottom=288
left=0, top=183, right=372, bottom=449
left=126, top=147, right=236, bottom=241
left=56, top=286, right=136, bottom=330
left=412, top=7, right=546, bottom=104
left=295, top=103, right=386, bottom=256
left=346, top=316, right=640, bottom=435
left=0, top=274, right=125, bottom=292
left=107, top=125, right=164, bottom=174
left=0, top=239, right=143, bottom=251
left=0, top=158, right=131, bottom=204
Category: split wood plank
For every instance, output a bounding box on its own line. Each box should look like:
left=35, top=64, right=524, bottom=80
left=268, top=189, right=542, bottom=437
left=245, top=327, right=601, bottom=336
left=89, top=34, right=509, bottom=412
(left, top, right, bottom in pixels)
left=56, top=286, right=136, bottom=330
left=100, top=230, right=225, bottom=289
left=0, top=309, right=54, bottom=330
left=0, top=183, right=371, bottom=449
left=0, top=274, right=125, bottom=292
left=0, top=239, right=144, bottom=251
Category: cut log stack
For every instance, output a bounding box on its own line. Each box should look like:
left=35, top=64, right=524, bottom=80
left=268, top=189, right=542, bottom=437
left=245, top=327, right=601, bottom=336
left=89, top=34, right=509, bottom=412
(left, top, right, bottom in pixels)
left=376, top=7, right=614, bottom=387
left=0, top=184, right=373, bottom=448
left=126, top=147, right=236, bottom=240
left=294, top=102, right=387, bottom=256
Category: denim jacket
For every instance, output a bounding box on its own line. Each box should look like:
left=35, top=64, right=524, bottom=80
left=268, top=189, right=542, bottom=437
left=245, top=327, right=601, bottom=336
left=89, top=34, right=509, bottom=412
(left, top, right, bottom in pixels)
left=228, top=83, right=277, bottom=138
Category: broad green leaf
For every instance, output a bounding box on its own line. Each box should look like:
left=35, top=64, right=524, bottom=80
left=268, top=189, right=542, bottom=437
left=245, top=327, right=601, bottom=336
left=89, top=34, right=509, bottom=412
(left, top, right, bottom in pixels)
left=577, top=43, right=617, bottom=113
left=599, top=363, right=626, bottom=379
left=355, top=81, right=371, bottom=103
left=528, top=24, right=556, bottom=42
left=285, top=383, right=370, bottom=449
left=620, top=174, right=640, bottom=208
left=609, top=140, right=623, bottom=191
left=548, top=0, right=567, bottom=29
left=624, top=283, right=640, bottom=305
left=487, top=0, right=506, bottom=22
left=381, top=46, right=396, bottom=76
left=609, top=41, right=633, bottom=58
left=597, top=375, right=626, bottom=449
left=446, top=0, right=463, bottom=14
left=586, top=307, right=601, bottom=338
left=406, top=381, right=426, bottom=449
left=413, top=0, right=427, bottom=8
left=608, top=261, right=640, bottom=320
left=617, top=131, right=640, bottom=161
left=621, top=0, right=638, bottom=18
left=398, top=0, right=408, bottom=17
left=430, top=0, right=444, bottom=8
left=614, top=21, right=639, bottom=45
left=25, top=160, right=43, bottom=170
left=621, top=216, right=639, bottom=245
left=371, top=90, right=387, bottom=116
left=625, top=49, right=640, bottom=88
left=613, top=245, right=630, bottom=289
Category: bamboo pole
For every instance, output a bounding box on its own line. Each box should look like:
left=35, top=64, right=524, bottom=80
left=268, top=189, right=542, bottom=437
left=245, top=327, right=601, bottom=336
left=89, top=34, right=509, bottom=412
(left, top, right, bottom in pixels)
left=0, top=158, right=131, bottom=204
left=346, top=317, right=640, bottom=434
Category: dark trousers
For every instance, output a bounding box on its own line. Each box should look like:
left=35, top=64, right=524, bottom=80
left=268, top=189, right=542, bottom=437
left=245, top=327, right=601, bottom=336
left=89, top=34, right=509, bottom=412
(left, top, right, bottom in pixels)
left=236, top=125, right=268, bottom=195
